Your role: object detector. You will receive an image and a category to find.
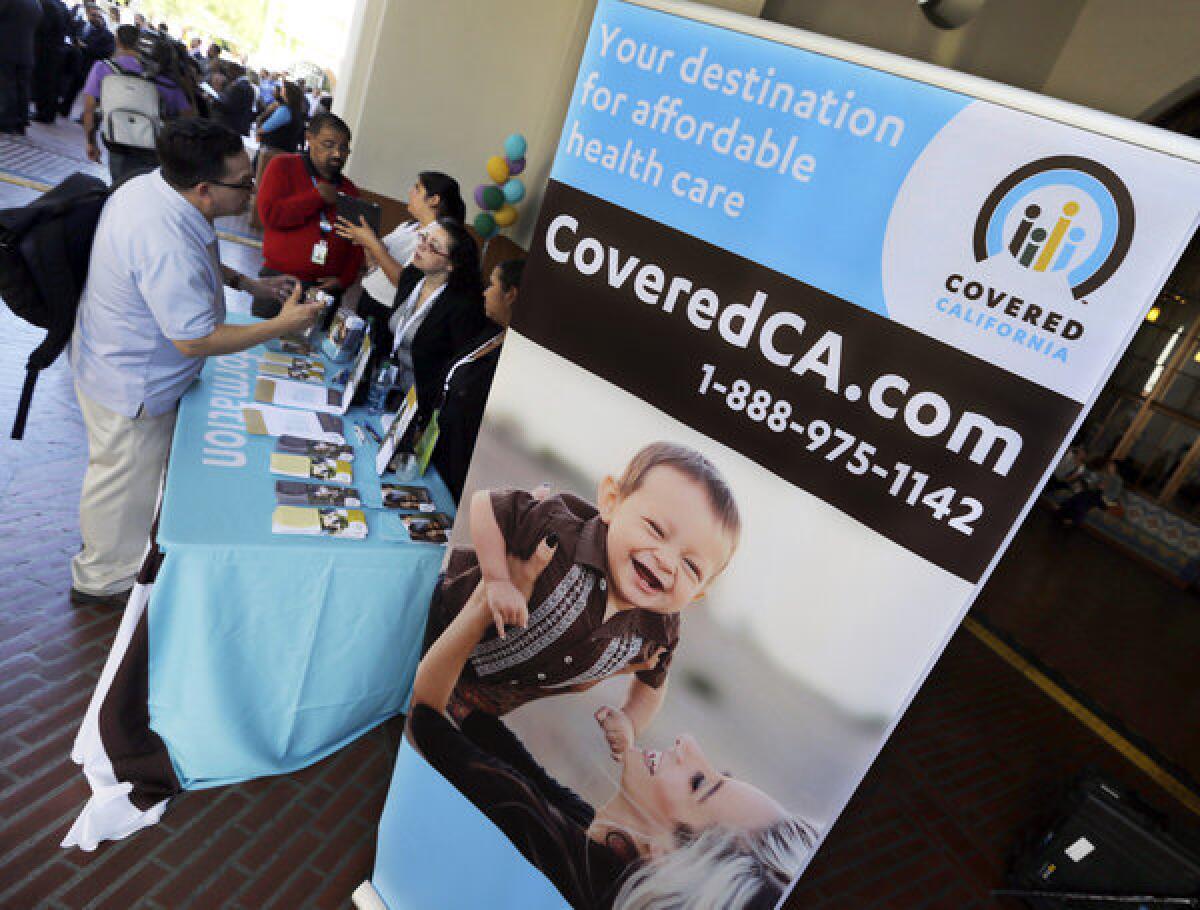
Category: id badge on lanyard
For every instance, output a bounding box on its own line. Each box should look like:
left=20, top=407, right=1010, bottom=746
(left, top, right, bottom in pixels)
left=313, top=178, right=333, bottom=265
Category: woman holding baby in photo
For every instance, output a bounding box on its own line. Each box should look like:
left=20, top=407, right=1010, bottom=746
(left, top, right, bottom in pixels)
left=409, top=442, right=818, bottom=909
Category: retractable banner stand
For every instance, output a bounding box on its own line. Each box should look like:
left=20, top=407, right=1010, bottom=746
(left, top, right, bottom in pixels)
left=365, top=2, right=1200, bottom=908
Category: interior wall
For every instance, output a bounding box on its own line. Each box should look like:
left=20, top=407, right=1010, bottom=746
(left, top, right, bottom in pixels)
left=334, top=0, right=386, bottom=138
left=334, top=0, right=766, bottom=249
left=336, top=0, right=597, bottom=249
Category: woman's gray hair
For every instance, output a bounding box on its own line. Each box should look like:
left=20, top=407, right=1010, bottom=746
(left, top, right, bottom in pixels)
left=613, top=816, right=819, bottom=910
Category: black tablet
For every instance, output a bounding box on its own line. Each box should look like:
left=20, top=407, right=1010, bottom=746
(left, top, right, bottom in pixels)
left=336, top=193, right=382, bottom=236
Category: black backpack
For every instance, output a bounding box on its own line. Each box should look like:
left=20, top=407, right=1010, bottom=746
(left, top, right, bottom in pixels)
left=0, top=173, right=111, bottom=439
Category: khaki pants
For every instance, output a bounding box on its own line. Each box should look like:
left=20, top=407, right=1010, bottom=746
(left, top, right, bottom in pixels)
left=72, top=384, right=176, bottom=596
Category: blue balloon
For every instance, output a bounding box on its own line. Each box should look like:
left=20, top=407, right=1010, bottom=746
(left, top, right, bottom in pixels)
left=503, top=133, right=527, bottom=160
left=502, top=178, right=525, bottom=204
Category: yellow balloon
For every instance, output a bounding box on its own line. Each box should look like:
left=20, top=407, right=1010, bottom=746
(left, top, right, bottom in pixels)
left=486, top=155, right=510, bottom=184
left=494, top=203, right=518, bottom=227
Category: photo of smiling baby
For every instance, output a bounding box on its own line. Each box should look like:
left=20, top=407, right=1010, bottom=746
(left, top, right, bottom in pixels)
left=425, top=441, right=741, bottom=747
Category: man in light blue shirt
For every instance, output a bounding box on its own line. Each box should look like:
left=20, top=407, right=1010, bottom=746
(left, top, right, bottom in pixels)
left=69, top=119, right=325, bottom=606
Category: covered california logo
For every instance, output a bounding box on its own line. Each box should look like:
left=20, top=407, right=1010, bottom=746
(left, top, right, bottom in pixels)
left=972, top=155, right=1134, bottom=300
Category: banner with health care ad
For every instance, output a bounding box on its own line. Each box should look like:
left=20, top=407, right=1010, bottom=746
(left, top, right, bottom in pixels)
left=371, top=2, right=1200, bottom=907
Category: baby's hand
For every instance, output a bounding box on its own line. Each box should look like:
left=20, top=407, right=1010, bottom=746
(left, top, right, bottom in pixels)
left=484, top=578, right=528, bottom=639
left=594, top=706, right=634, bottom=761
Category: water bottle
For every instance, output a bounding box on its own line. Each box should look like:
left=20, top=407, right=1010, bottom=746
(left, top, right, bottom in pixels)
left=367, top=360, right=396, bottom=413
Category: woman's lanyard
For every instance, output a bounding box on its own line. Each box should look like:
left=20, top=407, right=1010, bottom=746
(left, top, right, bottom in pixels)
left=442, top=332, right=505, bottom=393
left=391, top=281, right=445, bottom=356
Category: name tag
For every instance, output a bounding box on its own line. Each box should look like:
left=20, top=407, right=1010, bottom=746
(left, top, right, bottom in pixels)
left=311, top=240, right=328, bottom=265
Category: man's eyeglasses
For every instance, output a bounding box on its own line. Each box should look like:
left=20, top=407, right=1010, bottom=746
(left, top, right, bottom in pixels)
left=417, top=232, right=450, bottom=258
left=210, top=177, right=256, bottom=192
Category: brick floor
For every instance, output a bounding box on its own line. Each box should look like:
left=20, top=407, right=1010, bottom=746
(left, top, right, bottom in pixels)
left=0, top=143, right=393, bottom=908
left=3, top=121, right=1199, bottom=909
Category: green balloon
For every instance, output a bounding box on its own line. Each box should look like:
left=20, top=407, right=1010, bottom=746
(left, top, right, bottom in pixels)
left=474, top=212, right=497, bottom=237
left=482, top=186, right=505, bottom=211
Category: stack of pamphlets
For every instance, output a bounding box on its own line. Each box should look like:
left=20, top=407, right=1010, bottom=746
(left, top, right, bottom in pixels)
left=270, top=452, right=353, bottom=484
left=275, top=481, right=362, bottom=507
left=272, top=505, right=368, bottom=538
left=259, top=352, right=326, bottom=384
left=276, top=435, right=355, bottom=461
left=255, top=333, right=373, bottom=415
left=380, top=483, right=435, bottom=511
left=400, top=511, right=452, bottom=544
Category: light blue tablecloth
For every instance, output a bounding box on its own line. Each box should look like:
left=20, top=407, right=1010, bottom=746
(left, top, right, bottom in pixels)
left=148, top=334, right=454, bottom=790
left=370, top=740, right=569, bottom=909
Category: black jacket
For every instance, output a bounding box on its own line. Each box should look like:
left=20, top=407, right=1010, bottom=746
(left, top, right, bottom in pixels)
left=430, top=327, right=502, bottom=503
left=0, top=0, right=44, bottom=65
left=214, top=77, right=256, bottom=136
left=35, top=0, right=69, bottom=53
left=360, top=266, right=489, bottom=419
left=72, top=17, right=114, bottom=63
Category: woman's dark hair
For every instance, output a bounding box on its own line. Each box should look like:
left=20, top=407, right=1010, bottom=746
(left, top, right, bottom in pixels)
left=495, top=258, right=525, bottom=292
left=157, top=119, right=244, bottom=188
left=417, top=171, right=466, bottom=222
left=282, top=80, right=307, bottom=121
left=437, top=218, right=483, bottom=300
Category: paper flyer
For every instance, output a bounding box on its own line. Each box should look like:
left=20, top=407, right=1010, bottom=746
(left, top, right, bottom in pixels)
left=269, top=453, right=354, bottom=484
left=241, top=404, right=345, bottom=443
left=376, top=386, right=420, bottom=476
left=381, top=2, right=1200, bottom=909
left=271, top=505, right=368, bottom=538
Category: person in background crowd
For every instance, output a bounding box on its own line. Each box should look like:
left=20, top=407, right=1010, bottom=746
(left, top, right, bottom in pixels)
left=256, top=67, right=275, bottom=111
left=255, top=111, right=364, bottom=316
left=59, top=2, right=114, bottom=118
left=31, top=0, right=70, bottom=123
left=131, top=11, right=146, bottom=30
left=335, top=170, right=465, bottom=313
left=157, top=21, right=168, bottom=35
left=1047, top=444, right=1087, bottom=495
left=212, top=60, right=255, bottom=136
left=255, top=79, right=306, bottom=155
left=201, top=41, right=221, bottom=79
left=68, top=120, right=322, bottom=607
left=1055, top=456, right=1125, bottom=528
left=247, top=78, right=306, bottom=231
left=188, top=36, right=203, bottom=64
left=0, top=0, right=43, bottom=135
left=304, top=81, right=320, bottom=117
left=357, top=218, right=488, bottom=420
left=81, top=23, right=192, bottom=184
left=431, top=258, right=523, bottom=503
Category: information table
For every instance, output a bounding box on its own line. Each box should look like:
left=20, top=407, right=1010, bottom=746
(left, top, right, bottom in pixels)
left=66, top=329, right=454, bottom=849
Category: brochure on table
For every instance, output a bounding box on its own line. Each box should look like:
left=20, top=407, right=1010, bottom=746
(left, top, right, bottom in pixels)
left=375, top=386, right=420, bottom=476
left=254, top=333, right=373, bottom=415
left=372, top=2, right=1200, bottom=909
left=242, top=404, right=345, bottom=443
